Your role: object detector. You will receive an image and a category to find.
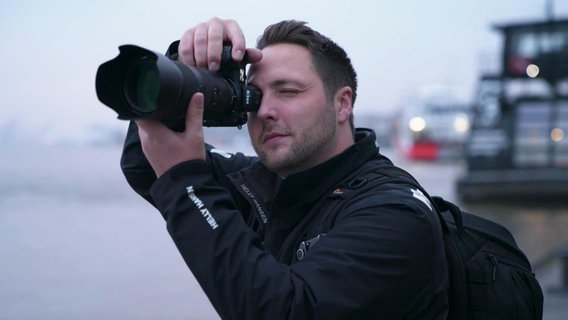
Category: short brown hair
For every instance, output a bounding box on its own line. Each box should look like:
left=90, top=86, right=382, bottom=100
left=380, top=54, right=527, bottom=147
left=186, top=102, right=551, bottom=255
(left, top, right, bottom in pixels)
left=256, top=20, right=358, bottom=131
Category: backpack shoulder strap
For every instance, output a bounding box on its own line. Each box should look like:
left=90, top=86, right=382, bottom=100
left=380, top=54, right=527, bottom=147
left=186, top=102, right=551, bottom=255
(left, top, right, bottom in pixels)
left=297, top=163, right=451, bottom=261
left=361, top=165, right=452, bottom=233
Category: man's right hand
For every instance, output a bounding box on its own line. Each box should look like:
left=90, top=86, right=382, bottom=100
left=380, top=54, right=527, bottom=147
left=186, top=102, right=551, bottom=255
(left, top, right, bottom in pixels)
left=178, top=17, right=262, bottom=71
left=135, top=93, right=207, bottom=178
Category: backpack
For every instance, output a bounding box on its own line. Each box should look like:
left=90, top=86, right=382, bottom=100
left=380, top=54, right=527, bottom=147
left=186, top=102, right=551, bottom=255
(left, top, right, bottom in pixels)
left=297, top=164, right=544, bottom=320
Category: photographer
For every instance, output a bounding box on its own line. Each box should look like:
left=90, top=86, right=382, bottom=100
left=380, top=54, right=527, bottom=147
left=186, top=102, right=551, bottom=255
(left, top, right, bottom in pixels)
left=120, top=17, right=448, bottom=319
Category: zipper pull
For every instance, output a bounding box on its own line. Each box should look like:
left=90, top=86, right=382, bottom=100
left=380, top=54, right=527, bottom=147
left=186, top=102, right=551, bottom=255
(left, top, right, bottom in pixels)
left=296, top=234, right=326, bottom=261
left=488, top=254, right=498, bottom=282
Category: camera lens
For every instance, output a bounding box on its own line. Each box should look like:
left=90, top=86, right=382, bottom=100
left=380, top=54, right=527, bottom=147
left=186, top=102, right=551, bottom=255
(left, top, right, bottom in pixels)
left=96, top=44, right=262, bottom=127
left=124, top=60, right=160, bottom=114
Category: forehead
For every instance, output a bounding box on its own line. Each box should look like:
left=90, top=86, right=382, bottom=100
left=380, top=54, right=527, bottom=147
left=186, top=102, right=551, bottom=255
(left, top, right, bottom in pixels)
left=248, top=43, right=317, bottom=83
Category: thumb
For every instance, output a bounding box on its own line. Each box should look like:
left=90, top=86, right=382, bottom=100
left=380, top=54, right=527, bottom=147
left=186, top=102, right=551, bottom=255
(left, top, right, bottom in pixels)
left=184, top=92, right=205, bottom=138
left=245, top=48, right=263, bottom=64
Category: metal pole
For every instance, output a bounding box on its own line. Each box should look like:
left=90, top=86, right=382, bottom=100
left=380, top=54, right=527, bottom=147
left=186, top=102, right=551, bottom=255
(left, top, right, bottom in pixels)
left=562, top=249, right=568, bottom=290
left=545, top=0, right=554, bottom=21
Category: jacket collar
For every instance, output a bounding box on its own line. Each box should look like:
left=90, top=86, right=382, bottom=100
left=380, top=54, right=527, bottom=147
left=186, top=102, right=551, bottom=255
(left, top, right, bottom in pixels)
left=229, top=128, right=380, bottom=223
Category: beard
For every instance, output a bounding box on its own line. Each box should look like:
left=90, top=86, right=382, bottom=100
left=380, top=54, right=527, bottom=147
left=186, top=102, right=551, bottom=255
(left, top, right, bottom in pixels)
left=252, top=103, right=337, bottom=176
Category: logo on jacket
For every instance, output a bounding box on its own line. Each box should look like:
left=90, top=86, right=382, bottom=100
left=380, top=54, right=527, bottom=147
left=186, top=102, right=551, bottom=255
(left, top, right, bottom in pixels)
left=210, top=148, right=233, bottom=159
left=411, top=188, right=433, bottom=211
left=186, top=186, right=219, bottom=230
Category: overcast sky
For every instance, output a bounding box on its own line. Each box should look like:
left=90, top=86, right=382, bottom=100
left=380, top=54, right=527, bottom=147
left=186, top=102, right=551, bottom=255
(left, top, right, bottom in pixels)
left=1, top=0, right=567, bottom=144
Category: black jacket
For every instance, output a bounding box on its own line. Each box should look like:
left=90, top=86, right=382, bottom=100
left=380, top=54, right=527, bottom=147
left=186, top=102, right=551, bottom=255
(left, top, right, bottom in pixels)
left=121, top=124, right=449, bottom=319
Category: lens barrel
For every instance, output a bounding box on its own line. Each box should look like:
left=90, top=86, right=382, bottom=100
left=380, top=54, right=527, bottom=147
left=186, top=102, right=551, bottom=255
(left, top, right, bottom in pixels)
left=95, top=44, right=261, bottom=128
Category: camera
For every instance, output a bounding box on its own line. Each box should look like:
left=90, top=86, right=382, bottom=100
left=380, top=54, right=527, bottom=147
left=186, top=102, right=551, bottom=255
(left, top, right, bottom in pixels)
left=95, top=43, right=262, bottom=129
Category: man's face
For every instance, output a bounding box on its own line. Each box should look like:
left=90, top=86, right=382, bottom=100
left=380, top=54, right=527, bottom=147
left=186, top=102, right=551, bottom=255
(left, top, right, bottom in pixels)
left=246, top=43, right=340, bottom=177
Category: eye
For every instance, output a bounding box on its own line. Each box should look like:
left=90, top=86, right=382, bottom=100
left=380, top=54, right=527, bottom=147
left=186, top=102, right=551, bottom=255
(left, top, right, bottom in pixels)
left=278, top=88, right=300, bottom=96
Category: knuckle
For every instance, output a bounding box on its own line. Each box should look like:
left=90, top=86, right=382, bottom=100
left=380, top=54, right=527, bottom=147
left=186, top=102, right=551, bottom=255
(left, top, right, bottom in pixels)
left=208, top=16, right=223, bottom=24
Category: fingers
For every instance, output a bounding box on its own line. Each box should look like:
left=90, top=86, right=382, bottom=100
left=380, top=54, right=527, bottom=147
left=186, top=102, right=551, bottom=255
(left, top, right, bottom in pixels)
left=221, top=19, right=246, bottom=61
left=135, top=118, right=167, bottom=139
left=178, top=17, right=251, bottom=71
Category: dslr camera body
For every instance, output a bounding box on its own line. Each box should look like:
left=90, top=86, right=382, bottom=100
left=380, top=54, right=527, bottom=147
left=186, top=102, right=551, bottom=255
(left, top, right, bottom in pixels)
left=95, top=41, right=262, bottom=129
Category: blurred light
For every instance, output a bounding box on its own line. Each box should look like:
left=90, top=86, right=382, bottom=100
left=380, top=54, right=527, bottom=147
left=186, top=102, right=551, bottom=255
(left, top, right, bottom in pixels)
left=409, top=117, right=426, bottom=132
left=453, top=113, right=470, bottom=133
left=551, top=128, right=564, bottom=142
left=526, top=64, right=540, bottom=78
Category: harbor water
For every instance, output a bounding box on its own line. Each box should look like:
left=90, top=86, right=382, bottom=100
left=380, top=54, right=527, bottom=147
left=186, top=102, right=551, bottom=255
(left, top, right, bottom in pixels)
left=1, top=143, right=567, bottom=319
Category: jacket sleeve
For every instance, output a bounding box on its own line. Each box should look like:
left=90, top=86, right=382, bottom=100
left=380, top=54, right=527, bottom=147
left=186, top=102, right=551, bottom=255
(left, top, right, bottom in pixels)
left=120, top=121, right=257, bottom=205
left=120, top=121, right=157, bottom=203
left=149, top=161, right=448, bottom=320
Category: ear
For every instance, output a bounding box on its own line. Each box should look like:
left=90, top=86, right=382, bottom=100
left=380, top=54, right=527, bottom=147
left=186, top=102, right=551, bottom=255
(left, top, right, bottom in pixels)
left=335, top=86, right=353, bottom=124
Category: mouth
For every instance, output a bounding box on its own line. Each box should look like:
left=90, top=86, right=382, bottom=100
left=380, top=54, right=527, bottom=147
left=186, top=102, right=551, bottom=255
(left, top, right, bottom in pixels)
left=263, top=132, right=288, bottom=144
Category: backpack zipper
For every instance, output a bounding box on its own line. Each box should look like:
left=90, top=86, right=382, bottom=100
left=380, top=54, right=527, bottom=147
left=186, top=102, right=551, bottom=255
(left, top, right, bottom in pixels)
left=486, top=253, right=533, bottom=283
left=488, top=254, right=498, bottom=282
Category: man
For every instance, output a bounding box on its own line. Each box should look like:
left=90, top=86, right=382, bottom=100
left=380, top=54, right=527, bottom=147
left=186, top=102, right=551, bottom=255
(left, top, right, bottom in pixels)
left=121, top=17, right=448, bottom=319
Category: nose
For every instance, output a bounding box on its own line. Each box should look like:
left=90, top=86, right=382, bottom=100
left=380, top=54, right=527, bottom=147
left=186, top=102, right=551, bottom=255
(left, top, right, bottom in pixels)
left=252, top=93, right=277, bottom=121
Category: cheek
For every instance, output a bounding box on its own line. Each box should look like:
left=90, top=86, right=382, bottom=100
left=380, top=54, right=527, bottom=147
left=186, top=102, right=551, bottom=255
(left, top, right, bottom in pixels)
left=246, top=116, right=261, bottom=137
left=300, top=96, right=331, bottom=119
